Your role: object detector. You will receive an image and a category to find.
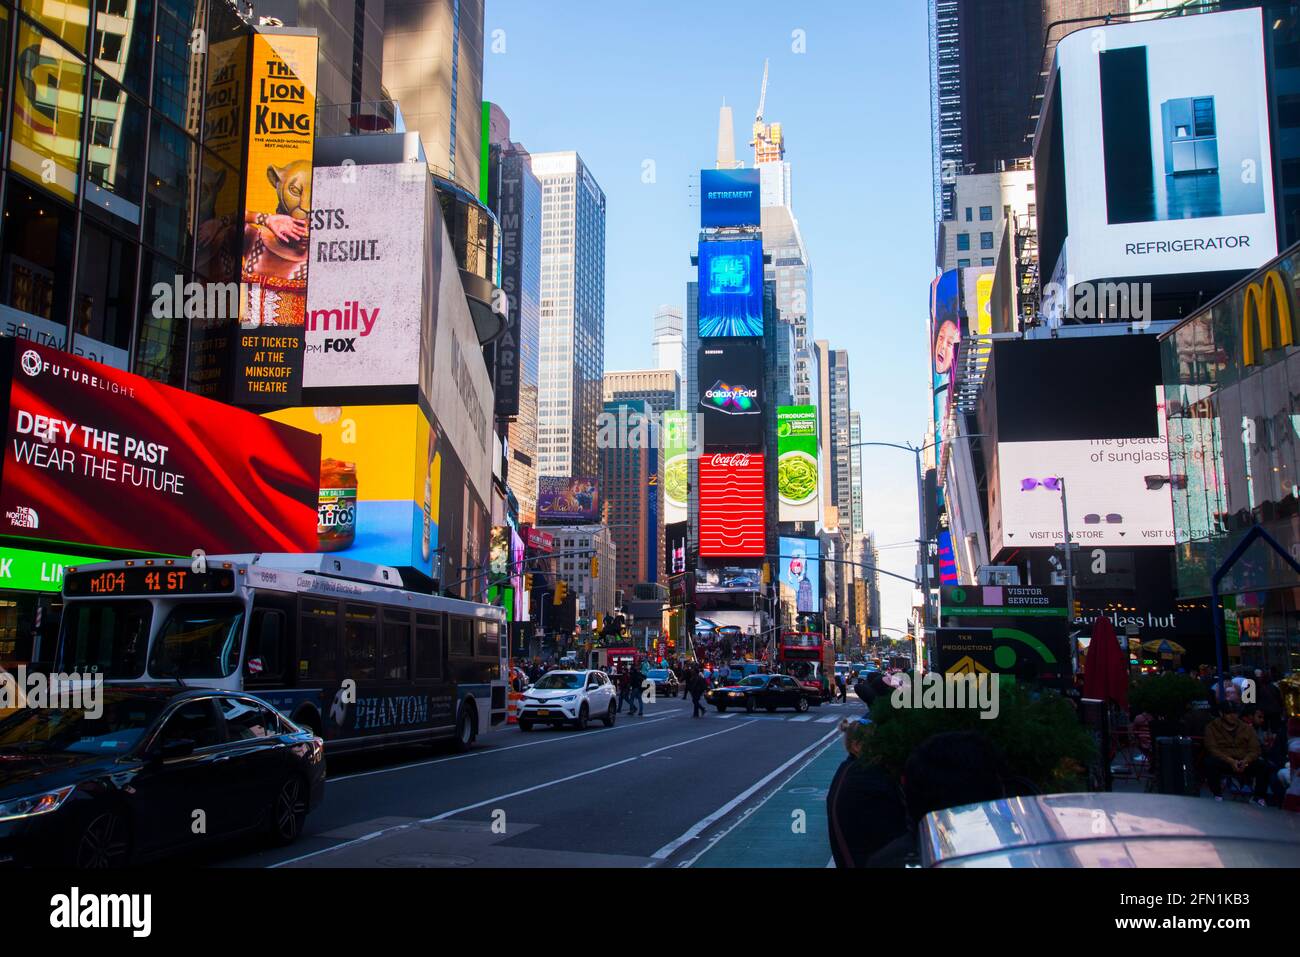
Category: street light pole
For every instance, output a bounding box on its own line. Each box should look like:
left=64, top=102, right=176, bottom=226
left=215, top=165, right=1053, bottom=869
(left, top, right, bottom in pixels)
left=1058, top=475, right=1075, bottom=650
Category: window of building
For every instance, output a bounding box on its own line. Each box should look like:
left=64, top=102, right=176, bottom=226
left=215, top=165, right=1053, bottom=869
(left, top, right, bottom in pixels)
left=1, top=187, right=77, bottom=336
left=73, top=220, right=137, bottom=368
left=134, top=251, right=188, bottom=386
left=10, top=19, right=86, bottom=202
left=957, top=258, right=970, bottom=269
left=964, top=207, right=972, bottom=222
left=979, top=205, right=993, bottom=221
left=83, top=73, right=148, bottom=230
left=956, top=233, right=970, bottom=251
left=980, top=232, right=994, bottom=250
left=981, top=258, right=994, bottom=267
left=144, top=114, right=194, bottom=264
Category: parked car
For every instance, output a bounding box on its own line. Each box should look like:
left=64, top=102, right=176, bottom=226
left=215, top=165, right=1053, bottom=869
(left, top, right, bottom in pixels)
left=921, top=793, right=1300, bottom=868
left=0, top=686, right=326, bottom=868
left=645, top=668, right=680, bottom=697
left=706, top=674, right=813, bottom=714
left=518, top=670, right=617, bottom=731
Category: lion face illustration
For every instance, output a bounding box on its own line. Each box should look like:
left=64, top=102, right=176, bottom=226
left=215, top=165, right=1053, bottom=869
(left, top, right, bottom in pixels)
left=268, top=159, right=312, bottom=221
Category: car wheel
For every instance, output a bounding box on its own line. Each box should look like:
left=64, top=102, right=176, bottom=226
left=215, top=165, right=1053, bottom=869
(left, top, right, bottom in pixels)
left=765, top=705, right=777, bottom=712
left=715, top=704, right=727, bottom=713
left=575, top=703, right=589, bottom=730
left=453, top=701, right=477, bottom=752
left=745, top=697, right=756, bottom=714
left=796, top=696, right=810, bottom=713
left=602, top=702, right=616, bottom=727
left=268, top=776, right=308, bottom=846
left=73, top=809, right=131, bottom=868
left=518, top=720, right=534, bottom=732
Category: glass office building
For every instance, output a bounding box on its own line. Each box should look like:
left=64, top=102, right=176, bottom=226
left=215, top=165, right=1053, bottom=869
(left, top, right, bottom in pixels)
left=1160, top=241, right=1300, bottom=675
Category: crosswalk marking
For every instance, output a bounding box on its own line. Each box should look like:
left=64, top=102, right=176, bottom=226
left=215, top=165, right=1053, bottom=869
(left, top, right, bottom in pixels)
left=789, top=715, right=813, bottom=722
left=715, top=712, right=738, bottom=719
left=816, top=715, right=842, bottom=723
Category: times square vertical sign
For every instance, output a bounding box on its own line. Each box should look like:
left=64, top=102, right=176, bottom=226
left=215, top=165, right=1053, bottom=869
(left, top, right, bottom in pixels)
left=493, top=156, right=523, bottom=418
left=234, top=30, right=318, bottom=406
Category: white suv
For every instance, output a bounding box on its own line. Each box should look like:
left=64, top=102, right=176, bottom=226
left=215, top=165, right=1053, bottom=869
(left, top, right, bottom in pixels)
left=518, top=670, right=617, bottom=731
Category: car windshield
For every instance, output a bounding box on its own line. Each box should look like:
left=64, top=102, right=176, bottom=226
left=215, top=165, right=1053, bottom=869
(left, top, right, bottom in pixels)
left=534, top=673, right=584, bottom=690
left=741, top=676, right=767, bottom=687
left=0, top=694, right=168, bottom=755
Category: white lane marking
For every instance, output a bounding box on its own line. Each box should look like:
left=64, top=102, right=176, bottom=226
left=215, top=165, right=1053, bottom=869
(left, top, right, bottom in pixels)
left=816, top=715, right=842, bottom=724
left=330, top=712, right=680, bottom=782
left=271, top=719, right=756, bottom=868
left=789, top=715, right=813, bottom=722
left=650, top=726, right=841, bottom=862
left=714, top=712, right=738, bottom=719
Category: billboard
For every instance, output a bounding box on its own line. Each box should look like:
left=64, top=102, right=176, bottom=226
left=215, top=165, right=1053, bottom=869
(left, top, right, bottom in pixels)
left=1047, top=8, right=1276, bottom=285
left=9, top=14, right=82, bottom=202
left=304, top=164, right=428, bottom=390
left=235, top=31, right=319, bottom=406
left=776, top=406, right=819, bottom=521
left=0, top=341, right=319, bottom=555
left=264, top=404, right=445, bottom=578
left=698, top=238, right=764, bottom=337
left=698, top=341, right=764, bottom=448
left=662, top=410, right=689, bottom=525
left=695, top=566, right=761, bottom=592
left=962, top=266, right=995, bottom=337
left=700, top=168, right=761, bottom=228
left=536, top=476, right=600, bottom=524
left=698, top=452, right=765, bottom=557
left=938, top=585, right=1071, bottom=687
left=778, top=536, right=822, bottom=614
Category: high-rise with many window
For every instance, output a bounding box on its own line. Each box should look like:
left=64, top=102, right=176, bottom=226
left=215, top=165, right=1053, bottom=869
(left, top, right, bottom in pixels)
left=651, top=306, right=686, bottom=408
left=532, top=151, right=606, bottom=480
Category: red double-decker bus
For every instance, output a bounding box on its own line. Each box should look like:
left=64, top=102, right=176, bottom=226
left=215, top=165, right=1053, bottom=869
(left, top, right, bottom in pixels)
left=778, top=631, right=833, bottom=702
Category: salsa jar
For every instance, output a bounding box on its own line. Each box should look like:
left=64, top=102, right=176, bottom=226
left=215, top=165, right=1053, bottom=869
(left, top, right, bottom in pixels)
left=318, top=458, right=358, bottom=551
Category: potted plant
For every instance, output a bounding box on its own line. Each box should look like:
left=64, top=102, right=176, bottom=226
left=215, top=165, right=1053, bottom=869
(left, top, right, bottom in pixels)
left=1128, top=672, right=1208, bottom=738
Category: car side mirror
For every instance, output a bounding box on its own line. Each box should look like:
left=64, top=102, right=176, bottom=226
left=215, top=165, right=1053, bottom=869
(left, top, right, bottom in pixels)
left=154, top=738, right=197, bottom=762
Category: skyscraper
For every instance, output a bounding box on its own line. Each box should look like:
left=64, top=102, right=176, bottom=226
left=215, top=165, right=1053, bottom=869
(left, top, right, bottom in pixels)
left=829, top=349, right=853, bottom=533
left=383, top=0, right=486, bottom=192
left=532, top=151, right=607, bottom=480
left=600, top=398, right=664, bottom=591
left=651, top=306, right=686, bottom=408
left=850, top=411, right=864, bottom=537
left=604, top=369, right=681, bottom=417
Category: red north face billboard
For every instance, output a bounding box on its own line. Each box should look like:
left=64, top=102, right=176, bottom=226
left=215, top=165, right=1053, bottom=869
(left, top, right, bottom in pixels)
left=698, top=452, right=766, bottom=557
left=0, top=340, right=319, bottom=555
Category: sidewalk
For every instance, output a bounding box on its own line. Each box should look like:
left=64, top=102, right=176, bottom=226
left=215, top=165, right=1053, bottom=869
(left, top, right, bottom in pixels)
left=688, top=737, right=843, bottom=868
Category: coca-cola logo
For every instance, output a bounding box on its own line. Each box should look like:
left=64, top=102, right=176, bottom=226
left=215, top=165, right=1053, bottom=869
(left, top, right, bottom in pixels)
left=708, top=453, right=753, bottom=468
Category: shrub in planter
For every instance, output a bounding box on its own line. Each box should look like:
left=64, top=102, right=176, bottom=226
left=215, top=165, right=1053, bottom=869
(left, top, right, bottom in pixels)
left=1129, top=672, right=1208, bottom=723
left=860, top=680, right=1097, bottom=794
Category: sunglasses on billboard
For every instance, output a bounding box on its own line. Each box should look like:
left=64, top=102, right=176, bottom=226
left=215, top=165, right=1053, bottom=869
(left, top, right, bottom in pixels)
left=1145, top=474, right=1188, bottom=490
left=1020, top=477, right=1062, bottom=491
left=1083, top=513, right=1123, bottom=524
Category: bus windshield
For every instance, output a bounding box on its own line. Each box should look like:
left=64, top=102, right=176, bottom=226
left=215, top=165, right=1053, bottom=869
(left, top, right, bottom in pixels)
left=57, top=600, right=153, bottom=678
left=147, top=601, right=247, bottom=679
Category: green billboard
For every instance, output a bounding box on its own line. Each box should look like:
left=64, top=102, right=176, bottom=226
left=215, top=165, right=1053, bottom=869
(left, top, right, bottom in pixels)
left=663, top=410, right=689, bottom=525
left=776, top=406, right=819, bottom=522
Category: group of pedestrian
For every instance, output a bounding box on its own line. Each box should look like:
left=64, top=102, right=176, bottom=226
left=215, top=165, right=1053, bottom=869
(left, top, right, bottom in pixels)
left=613, top=664, right=647, bottom=716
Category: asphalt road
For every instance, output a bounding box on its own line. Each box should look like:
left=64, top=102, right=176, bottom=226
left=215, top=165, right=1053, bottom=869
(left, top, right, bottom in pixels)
left=210, top=693, right=859, bottom=868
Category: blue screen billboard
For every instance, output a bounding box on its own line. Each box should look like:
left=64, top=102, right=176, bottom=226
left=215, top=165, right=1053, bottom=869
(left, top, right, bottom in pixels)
left=778, top=536, right=822, bottom=614
left=700, top=168, right=761, bottom=228
left=698, top=238, right=765, bottom=337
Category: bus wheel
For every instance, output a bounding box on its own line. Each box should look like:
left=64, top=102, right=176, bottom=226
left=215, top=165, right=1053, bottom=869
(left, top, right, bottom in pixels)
left=454, top=703, right=477, bottom=752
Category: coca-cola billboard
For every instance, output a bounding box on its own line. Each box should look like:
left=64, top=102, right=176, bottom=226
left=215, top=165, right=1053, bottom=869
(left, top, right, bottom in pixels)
left=698, top=452, right=766, bottom=558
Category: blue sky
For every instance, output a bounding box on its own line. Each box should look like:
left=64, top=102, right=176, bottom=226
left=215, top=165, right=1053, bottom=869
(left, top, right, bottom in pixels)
left=483, top=0, right=936, bottom=631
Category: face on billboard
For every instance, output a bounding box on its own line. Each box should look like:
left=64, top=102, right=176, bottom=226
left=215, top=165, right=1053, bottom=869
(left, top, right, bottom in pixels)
left=699, top=452, right=765, bottom=558
left=304, top=164, right=427, bottom=389
left=698, top=238, right=764, bottom=337
left=0, top=342, right=319, bottom=555
left=264, top=404, right=442, bottom=576
left=992, top=398, right=1174, bottom=553
left=536, top=476, right=600, bottom=524
left=1054, top=8, right=1276, bottom=283
left=776, top=406, right=819, bottom=522
left=778, top=536, right=821, bottom=613
left=698, top=342, right=764, bottom=448
left=700, top=168, right=761, bottom=228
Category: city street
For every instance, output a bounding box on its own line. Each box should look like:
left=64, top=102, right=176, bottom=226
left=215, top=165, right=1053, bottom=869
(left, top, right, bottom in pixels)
left=219, top=696, right=852, bottom=869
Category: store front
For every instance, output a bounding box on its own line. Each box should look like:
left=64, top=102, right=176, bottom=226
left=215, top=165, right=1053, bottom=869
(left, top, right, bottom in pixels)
left=1160, top=241, right=1300, bottom=676
left=0, top=545, right=98, bottom=668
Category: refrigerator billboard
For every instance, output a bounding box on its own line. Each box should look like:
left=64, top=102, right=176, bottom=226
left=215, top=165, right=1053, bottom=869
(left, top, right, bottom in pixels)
left=776, top=406, right=819, bottom=522
left=0, top=341, right=319, bottom=555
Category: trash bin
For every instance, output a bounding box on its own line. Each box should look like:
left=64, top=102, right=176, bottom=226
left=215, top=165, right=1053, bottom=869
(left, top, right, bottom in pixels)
left=1155, top=736, right=1196, bottom=795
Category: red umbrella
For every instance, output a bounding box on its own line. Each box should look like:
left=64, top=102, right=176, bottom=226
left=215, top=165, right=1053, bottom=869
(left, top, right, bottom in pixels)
left=1082, top=616, right=1129, bottom=710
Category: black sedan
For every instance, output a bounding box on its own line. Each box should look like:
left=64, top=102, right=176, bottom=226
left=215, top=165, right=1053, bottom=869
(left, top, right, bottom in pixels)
left=645, top=668, right=680, bottom=698
left=0, top=685, right=325, bottom=868
left=706, top=674, right=812, bottom=714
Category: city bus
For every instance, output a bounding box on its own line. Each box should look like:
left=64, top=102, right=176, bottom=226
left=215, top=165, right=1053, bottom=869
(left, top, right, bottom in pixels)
left=777, top=630, right=833, bottom=702
left=51, top=553, right=507, bottom=753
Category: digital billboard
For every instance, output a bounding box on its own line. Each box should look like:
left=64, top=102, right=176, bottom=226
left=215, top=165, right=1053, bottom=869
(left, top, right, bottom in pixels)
left=989, top=392, right=1175, bottom=554
left=695, top=566, right=761, bottom=592
left=0, top=341, right=319, bottom=556
left=698, top=452, right=765, bottom=557
left=662, top=410, right=689, bottom=525
left=700, top=168, right=761, bottom=228
left=698, top=341, right=764, bottom=448
left=778, top=536, right=821, bottom=613
left=698, top=238, right=764, bottom=337
left=304, top=164, right=428, bottom=390
left=776, top=406, right=819, bottom=522
left=235, top=31, right=319, bottom=406
left=536, top=476, right=600, bottom=524
left=264, top=404, right=448, bottom=578
left=1045, top=8, right=1276, bottom=285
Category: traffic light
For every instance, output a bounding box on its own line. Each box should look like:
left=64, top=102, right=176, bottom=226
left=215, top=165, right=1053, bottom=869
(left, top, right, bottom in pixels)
left=761, top=563, right=771, bottom=585
left=524, top=573, right=534, bottom=591
left=590, top=555, right=599, bottom=578
left=553, top=580, right=568, bottom=605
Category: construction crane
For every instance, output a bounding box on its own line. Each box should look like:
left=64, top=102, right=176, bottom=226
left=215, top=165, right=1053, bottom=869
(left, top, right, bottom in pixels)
left=755, top=58, right=769, bottom=126
left=751, top=59, right=784, bottom=163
